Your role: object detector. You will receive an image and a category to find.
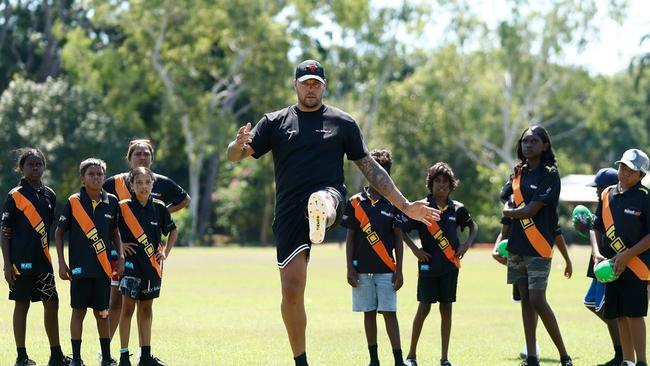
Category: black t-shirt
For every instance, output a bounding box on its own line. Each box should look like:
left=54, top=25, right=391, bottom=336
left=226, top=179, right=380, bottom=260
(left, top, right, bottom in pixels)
left=1, top=180, right=56, bottom=274
left=399, top=196, right=473, bottom=277
left=104, top=173, right=188, bottom=207
left=594, top=182, right=650, bottom=281
left=118, top=195, right=176, bottom=279
left=340, top=189, right=400, bottom=274
left=58, top=188, right=119, bottom=279
left=249, top=104, right=368, bottom=223
left=503, top=164, right=560, bottom=257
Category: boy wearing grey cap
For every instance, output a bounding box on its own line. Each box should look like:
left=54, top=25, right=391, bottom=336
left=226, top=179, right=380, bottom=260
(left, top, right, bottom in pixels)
left=594, top=149, right=650, bottom=366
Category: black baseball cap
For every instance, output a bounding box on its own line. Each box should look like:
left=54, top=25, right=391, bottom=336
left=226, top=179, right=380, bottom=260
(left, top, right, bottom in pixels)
left=587, top=168, right=618, bottom=188
left=295, top=60, right=325, bottom=84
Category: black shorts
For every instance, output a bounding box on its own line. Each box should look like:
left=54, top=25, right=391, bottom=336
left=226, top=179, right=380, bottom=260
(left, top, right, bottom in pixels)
left=417, top=269, right=459, bottom=304
left=274, top=187, right=344, bottom=269
left=9, top=273, right=59, bottom=303
left=604, top=280, right=648, bottom=319
left=70, top=277, right=111, bottom=310
left=119, top=275, right=161, bottom=300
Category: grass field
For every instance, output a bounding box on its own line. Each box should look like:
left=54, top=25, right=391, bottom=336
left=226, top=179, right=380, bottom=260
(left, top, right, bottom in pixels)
left=0, top=244, right=642, bottom=365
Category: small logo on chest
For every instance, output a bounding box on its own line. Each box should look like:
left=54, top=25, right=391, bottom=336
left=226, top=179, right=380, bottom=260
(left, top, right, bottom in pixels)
left=624, top=208, right=641, bottom=216
left=315, top=129, right=331, bottom=134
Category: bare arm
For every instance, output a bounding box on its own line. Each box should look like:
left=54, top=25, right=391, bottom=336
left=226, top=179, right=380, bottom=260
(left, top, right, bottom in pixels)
left=457, top=221, right=478, bottom=258
left=554, top=234, right=572, bottom=278
left=167, top=195, right=191, bottom=213
left=163, top=229, right=178, bottom=258
left=1, top=227, right=14, bottom=285
left=589, top=229, right=606, bottom=263
left=227, top=123, right=255, bottom=162
left=613, top=233, right=650, bottom=276
left=503, top=201, right=545, bottom=219
left=492, top=224, right=510, bottom=265
left=354, top=156, right=439, bottom=224
left=401, top=229, right=431, bottom=262
left=392, top=228, right=404, bottom=291
left=55, top=227, right=70, bottom=280
left=345, top=229, right=358, bottom=287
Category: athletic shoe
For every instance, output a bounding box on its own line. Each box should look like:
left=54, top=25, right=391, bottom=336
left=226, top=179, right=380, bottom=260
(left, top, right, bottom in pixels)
left=138, top=356, right=166, bottom=366
left=559, top=356, right=573, bottom=366
left=118, top=358, right=131, bottom=366
left=520, top=358, right=540, bottom=366
left=519, top=343, right=541, bottom=359
left=597, top=358, right=622, bottom=366
left=48, top=355, right=72, bottom=366
left=308, top=191, right=328, bottom=244
left=636, top=362, right=648, bottom=366
left=69, top=360, right=85, bottom=366
left=441, top=360, right=454, bottom=366
left=100, top=358, right=118, bottom=366
left=404, top=359, right=418, bottom=366
left=14, top=359, right=36, bottom=366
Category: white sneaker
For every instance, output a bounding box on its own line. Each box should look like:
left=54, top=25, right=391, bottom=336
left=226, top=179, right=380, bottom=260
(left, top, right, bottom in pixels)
left=308, top=192, right=328, bottom=244
left=519, top=343, right=541, bottom=359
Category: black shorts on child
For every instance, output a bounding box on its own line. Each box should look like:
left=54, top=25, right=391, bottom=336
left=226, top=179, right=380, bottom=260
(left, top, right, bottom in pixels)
left=70, top=277, right=111, bottom=310
left=604, top=279, right=648, bottom=319
left=120, top=275, right=161, bottom=301
left=9, top=272, right=58, bottom=302
left=417, top=268, right=458, bottom=304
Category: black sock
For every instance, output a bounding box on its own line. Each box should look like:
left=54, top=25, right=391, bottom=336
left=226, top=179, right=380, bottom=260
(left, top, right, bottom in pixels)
left=50, top=345, right=64, bottom=360
left=393, top=349, right=403, bottom=366
left=294, top=352, right=308, bottom=366
left=526, top=356, right=539, bottom=366
left=615, top=345, right=623, bottom=360
left=17, top=347, right=28, bottom=360
left=71, top=339, right=82, bottom=360
left=100, top=338, right=111, bottom=361
left=141, top=346, right=151, bottom=360
left=560, top=355, right=572, bottom=362
left=368, top=344, right=379, bottom=365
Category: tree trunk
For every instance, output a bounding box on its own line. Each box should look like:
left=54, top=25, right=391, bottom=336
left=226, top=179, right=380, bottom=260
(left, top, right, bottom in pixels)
left=197, top=152, right=220, bottom=240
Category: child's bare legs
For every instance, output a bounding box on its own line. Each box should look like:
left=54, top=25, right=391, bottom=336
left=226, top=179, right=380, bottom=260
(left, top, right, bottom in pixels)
left=71, top=308, right=86, bottom=340
left=517, top=283, right=538, bottom=358
left=528, top=288, right=568, bottom=357
left=119, top=296, right=137, bottom=349
left=13, top=301, right=30, bottom=349
left=440, top=302, right=452, bottom=361
left=137, top=299, right=154, bottom=348
left=43, top=300, right=61, bottom=347
left=618, top=317, right=635, bottom=361
left=383, top=311, right=401, bottom=350
left=109, top=286, right=122, bottom=339
left=407, top=302, right=431, bottom=359
left=629, top=317, right=646, bottom=363
left=587, top=306, right=621, bottom=347
left=364, top=311, right=378, bottom=346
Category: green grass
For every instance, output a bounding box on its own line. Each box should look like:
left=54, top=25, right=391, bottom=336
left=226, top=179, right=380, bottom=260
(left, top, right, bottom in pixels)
left=0, top=244, right=640, bottom=365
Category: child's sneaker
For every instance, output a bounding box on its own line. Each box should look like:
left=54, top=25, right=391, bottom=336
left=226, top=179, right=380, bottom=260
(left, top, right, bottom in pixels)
left=14, top=359, right=36, bottom=366
left=138, top=356, right=166, bottom=366
left=308, top=191, right=328, bottom=244
left=520, top=357, right=540, bottom=366
left=69, top=360, right=85, bottom=366
left=441, top=360, right=454, bottom=366
left=559, top=355, right=573, bottom=366
left=118, top=359, right=131, bottom=366
left=47, top=355, right=72, bottom=366
left=598, top=358, right=622, bottom=366
left=636, top=362, right=648, bottom=366
left=100, top=358, right=117, bottom=366
left=404, top=359, right=418, bottom=366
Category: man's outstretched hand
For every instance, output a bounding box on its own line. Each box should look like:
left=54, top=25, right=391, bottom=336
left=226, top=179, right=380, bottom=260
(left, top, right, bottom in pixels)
left=402, top=199, right=440, bottom=226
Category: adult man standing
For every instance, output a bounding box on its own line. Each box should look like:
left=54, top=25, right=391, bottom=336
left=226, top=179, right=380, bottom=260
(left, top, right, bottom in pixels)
left=226, top=59, right=439, bottom=366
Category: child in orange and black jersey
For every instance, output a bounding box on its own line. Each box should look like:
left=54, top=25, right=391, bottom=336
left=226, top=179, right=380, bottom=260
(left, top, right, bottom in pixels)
left=593, top=149, right=650, bottom=366
left=400, top=162, right=478, bottom=366
left=500, top=126, right=572, bottom=366
left=55, top=158, right=124, bottom=366
left=341, top=149, right=405, bottom=366
left=102, top=139, right=189, bottom=344
left=1, top=148, right=71, bottom=366
left=116, top=167, right=177, bottom=366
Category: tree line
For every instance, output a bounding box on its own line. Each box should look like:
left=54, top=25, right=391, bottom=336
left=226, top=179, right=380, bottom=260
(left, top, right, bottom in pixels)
left=1, top=0, right=648, bottom=245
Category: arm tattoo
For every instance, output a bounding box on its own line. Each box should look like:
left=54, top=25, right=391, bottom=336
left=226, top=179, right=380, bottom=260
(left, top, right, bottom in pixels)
left=354, top=156, right=405, bottom=208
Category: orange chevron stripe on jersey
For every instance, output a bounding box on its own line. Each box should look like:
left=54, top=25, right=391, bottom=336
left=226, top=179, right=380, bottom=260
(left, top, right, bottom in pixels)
left=350, top=198, right=397, bottom=272
left=69, top=194, right=112, bottom=278
left=10, top=189, right=52, bottom=263
left=114, top=173, right=130, bottom=201
left=601, top=187, right=650, bottom=280
left=512, top=173, right=553, bottom=258
left=119, top=201, right=163, bottom=278
left=425, top=220, right=461, bottom=268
